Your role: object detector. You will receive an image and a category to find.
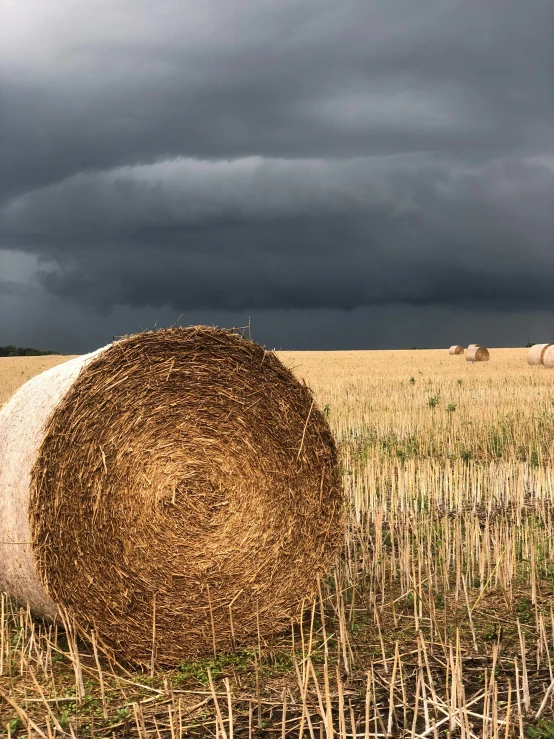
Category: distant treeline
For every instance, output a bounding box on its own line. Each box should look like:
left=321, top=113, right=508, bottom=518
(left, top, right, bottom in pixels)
left=0, top=345, right=60, bottom=357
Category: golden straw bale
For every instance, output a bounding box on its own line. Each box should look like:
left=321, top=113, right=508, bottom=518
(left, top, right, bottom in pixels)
left=0, top=327, right=343, bottom=665
left=466, top=345, right=490, bottom=362
left=544, top=345, right=554, bottom=369
left=527, top=343, right=553, bottom=366
left=448, top=345, right=464, bottom=355
left=467, top=344, right=482, bottom=349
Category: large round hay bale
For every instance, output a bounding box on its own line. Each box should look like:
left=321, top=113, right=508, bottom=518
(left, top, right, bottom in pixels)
left=466, top=345, right=490, bottom=362
left=449, top=345, right=464, bottom=355
left=527, top=343, right=553, bottom=366
left=544, top=345, right=554, bottom=369
left=467, top=344, right=482, bottom=349
left=0, top=327, right=343, bottom=665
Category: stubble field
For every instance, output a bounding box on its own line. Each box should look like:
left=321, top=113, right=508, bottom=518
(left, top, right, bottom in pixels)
left=0, top=356, right=79, bottom=410
left=1, top=347, right=553, bottom=737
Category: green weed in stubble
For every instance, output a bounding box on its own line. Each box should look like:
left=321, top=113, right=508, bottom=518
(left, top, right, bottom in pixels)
left=178, top=649, right=256, bottom=685
left=427, top=394, right=440, bottom=408
left=527, top=720, right=554, bottom=738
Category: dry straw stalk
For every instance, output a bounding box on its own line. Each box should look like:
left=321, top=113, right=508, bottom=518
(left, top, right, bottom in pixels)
left=528, top=343, right=554, bottom=366
left=0, top=326, right=344, bottom=665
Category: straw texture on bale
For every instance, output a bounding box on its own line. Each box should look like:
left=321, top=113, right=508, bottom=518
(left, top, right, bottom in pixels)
left=467, top=344, right=482, bottom=349
left=544, top=345, right=554, bottom=369
left=466, top=345, right=490, bottom=362
left=527, top=343, right=553, bottom=366
left=448, top=345, right=464, bottom=355
left=0, top=327, right=343, bottom=665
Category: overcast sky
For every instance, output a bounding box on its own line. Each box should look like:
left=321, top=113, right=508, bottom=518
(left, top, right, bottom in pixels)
left=1, top=0, right=553, bottom=352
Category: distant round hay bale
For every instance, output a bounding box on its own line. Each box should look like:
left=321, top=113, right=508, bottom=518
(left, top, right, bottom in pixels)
left=544, top=345, right=554, bottom=369
left=466, top=345, right=490, bottom=362
left=449, top=345, right=464, bottom=355
left=0, top=327, right=343, bottom=665
left=527, top=343, right=553, bottom=366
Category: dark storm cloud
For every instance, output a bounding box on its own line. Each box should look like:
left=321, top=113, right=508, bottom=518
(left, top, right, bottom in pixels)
left=0, top=0, right=553, bottom=347
left=2, top=0, right=553, bottom=198
left=0, top=280, right=28, bottom=297
left=2, top=155, right=553, bottom=313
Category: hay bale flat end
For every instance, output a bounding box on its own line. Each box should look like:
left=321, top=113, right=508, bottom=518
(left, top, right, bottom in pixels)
left=0, top=327, right=344, bottom=665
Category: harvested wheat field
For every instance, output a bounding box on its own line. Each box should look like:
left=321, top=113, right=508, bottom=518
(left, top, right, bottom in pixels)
left=0, top=355, right=78, bottom=409
left=1, top=345, right=554, bottom=737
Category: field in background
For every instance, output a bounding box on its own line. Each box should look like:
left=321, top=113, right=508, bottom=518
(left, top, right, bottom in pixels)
left=1, top=347, right=554, bottom=737
left=0, top=356, right=79, bottom=409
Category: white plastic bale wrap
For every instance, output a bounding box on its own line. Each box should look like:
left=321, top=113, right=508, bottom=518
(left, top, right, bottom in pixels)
left=0, top=348, right=106, bottom=617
